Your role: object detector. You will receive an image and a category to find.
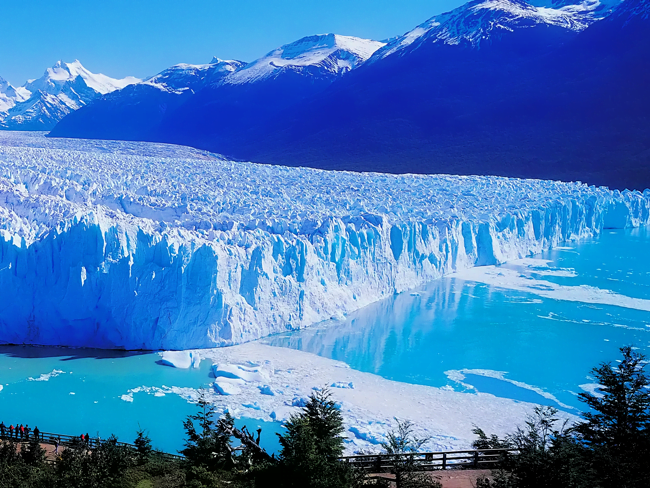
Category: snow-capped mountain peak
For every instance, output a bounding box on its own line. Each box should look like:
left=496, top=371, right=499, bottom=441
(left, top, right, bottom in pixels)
left=225, top=33, right=385, bottom=85
left=144, top=59, right=245, bottom=93
left=25, top=60, right=139, bottom=96
left=373, top=0, right=613, bottom=59
left=1, top=60, right=140, bottom=130
left=0, top=76, right=29, bottom=114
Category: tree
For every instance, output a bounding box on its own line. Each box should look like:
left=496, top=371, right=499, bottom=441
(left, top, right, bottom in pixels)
left=574, top=346, right=650, bottom=487
left=181, top=390, right=234, bottom=471
left=473, top=407, right=594, bottom=488
left=134, top=428, right=153, bottom=465
left=267, top=388, right=362, bottom=488
left=381, top=420, right=440, bottom=488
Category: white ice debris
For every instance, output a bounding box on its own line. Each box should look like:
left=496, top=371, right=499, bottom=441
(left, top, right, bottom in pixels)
left=0, top=131, right=648, bottom=350
left=27, top=369, right=65, bottom=382
left=133, top=343, right=580, bottom=453
left=451, top=258, right=650, bottom=312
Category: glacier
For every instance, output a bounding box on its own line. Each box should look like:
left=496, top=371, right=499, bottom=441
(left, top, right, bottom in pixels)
left=0, top=131, right=648, bottom=350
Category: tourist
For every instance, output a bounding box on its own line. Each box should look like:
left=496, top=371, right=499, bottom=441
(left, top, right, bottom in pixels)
left=33, top=426, right=40, bottom=441
left=85, top=433, right=90, bottom=446
left=0, top=421, right=5, bottom=438
left=19, top=424, right=24, bottom=439
left=54, top=437, right=60, bottom=455
left=25, top=424, right=30, bottom=440
left=9, top=424, right=14, bottom=438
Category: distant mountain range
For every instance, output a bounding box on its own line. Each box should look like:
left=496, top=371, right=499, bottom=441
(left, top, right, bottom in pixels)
left=8, top=0, right=650, bottom=190
left=0, top=61, right=139, bottom=130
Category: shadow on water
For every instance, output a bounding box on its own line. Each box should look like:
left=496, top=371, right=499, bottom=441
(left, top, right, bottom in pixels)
left=0, top=344, right=149, bottom=361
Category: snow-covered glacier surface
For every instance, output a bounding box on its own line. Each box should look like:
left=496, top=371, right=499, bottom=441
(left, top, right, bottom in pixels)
left=0, top=131, right=649, bottom=350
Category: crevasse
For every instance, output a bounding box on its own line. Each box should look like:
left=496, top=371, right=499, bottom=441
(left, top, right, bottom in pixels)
left=0, top=132, right=648, bottom=350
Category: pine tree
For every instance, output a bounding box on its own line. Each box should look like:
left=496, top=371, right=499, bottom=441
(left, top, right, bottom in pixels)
left=574, top=346, right=650, bottom=487
left=134, top=428, right=153, bottom=465
left=274, top=388, right=361, bottom=488
left=181, top=390, right=234, bottom=470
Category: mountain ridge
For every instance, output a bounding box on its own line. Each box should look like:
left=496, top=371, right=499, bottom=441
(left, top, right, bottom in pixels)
left=0, top=60, right=139, bottom=130
left=47, top=0, right=650, bottom=190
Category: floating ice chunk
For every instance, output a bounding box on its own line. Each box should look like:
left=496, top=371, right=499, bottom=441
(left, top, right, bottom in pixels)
left=159, top=351, right=200, bottom=369
left=214, top=378, right=244, bottom=396
left=212, top=363, right=268, bottom=383
left=331, top=381, right=354, bottom=389
left=259, top=385, right=276, bottom=396
left=28, top=369, right=65, bottom=381
left=579, top=383, right=604, bottom=398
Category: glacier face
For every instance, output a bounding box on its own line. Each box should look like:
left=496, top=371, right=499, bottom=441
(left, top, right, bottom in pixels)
left=0, top=131, right=648, bottom=350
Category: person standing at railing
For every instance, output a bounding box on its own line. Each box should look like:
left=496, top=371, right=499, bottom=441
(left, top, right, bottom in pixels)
left=19, top=424, right=24, bottom=439
left=25, top=424, right=30, bottom=440
left=54, top=437, right=60, bottom=455
left=0, top=421, right=5, bottom=438
left=9, top=424, right=14, bottom=439
left=33, top=426, right=40, bottom=442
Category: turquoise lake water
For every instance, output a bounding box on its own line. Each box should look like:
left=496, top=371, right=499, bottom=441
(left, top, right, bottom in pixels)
left=0, top=347, right=283, bottom=454
left=1, top=227, right=648, bottom=451
left=267, top=227, right=650, bottom=413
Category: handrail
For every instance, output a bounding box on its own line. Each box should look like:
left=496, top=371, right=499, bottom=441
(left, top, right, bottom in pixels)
left=0, top=430, right=184, bottom=461
left=341, top=448, right=516, bottom=459
left=339, top=448, right=518, bottom=471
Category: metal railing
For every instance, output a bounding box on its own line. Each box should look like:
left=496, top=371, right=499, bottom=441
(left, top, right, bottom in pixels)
left=340, top=448, right=518, bottom=472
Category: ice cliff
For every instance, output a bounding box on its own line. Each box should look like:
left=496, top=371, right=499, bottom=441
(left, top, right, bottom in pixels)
left=0, top=132, right=648, bottom=350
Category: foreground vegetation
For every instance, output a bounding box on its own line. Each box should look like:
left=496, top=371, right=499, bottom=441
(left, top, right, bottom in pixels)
left=1, top=346, right=649, bottom=487
left=473, top=346, right=650, bottom=488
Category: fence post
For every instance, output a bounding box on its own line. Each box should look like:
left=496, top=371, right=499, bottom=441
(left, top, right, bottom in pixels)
left=442, top=452, right=447, bottom=470
left=474, top=451, right=479, bottom=468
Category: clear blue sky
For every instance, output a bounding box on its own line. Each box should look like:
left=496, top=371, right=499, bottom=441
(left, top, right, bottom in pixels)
left=1, top=0, right=465, bottom=86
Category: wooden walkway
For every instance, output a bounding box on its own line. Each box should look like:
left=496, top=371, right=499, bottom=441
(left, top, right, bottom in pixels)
left=340, top=448, right=517, bottom=471
left=0, top=431, right=184, bottom=461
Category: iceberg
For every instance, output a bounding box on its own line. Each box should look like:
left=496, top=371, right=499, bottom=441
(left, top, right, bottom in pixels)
left=159, top=351, right=200, bottom=369
left=0, top=132, right=648, bottom=350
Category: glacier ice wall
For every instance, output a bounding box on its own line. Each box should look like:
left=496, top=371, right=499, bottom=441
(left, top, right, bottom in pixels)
left=0, top=132, right=649, bottom=350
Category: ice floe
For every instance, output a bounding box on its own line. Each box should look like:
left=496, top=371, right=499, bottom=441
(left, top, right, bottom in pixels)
left=27, top=369, right=65, bottom=382
left=127, top=343, right=580, bottom=453
left=452, top=259, right=650, bottom=312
